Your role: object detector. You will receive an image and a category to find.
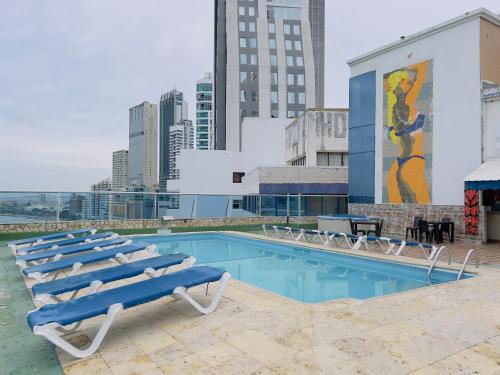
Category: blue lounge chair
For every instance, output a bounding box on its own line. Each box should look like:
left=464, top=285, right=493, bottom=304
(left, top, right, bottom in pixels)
left=27, top=265, right=231, bottom=358
left=16, top=232, right=118, bottom=255
left=15, top=237, right=131, bottom=269
left=32, top=253, right=196, bottom=305
left=272, top=225, right=301, bottom=240
left=296, top=228, right=325, bottom=243
left=21, top=242, right=157, bottom=283
left=7, top=228, right=97, bottom=250
left=323, top=231, right=367, bottom=250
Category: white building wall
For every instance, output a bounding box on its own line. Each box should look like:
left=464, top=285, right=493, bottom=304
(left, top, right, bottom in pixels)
left=483, top=96, right=500, bottom=160
left=350, top=18, right=482, bottom=205
left=177, top=117, right=289, bottom=195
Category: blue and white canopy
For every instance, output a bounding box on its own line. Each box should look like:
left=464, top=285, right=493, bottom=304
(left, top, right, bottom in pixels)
left=464, top=159, right=500, bottom=190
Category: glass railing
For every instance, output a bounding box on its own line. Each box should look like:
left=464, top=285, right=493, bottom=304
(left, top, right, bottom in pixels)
left=0, top=191, right=348, bottom=224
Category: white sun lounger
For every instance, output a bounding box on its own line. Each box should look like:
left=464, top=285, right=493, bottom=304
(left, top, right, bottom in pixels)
left=27, top=265, right=231, bottom=358
left=20, top=242, right=157, bottom=283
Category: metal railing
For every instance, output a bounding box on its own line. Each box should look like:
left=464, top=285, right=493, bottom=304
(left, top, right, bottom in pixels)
left=0, top=191, right=348, bottom=224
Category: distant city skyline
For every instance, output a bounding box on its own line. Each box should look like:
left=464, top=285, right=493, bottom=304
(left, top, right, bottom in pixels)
left=0, top=0, right=498, bottom=190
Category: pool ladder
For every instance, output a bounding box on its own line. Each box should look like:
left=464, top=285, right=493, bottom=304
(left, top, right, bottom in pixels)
left=427, top=248, right=479, bottom=280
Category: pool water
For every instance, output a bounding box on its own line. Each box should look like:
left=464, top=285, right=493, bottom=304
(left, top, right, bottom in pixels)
left=138, top=233, right=472, bottom=303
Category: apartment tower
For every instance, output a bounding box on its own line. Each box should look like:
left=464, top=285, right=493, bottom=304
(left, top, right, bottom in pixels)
left=112, top=150, right=128, bottom=191
left=195, top=73, right=214, bottom=150
left=159, top=90, right=189, bottom=189
left=128, top=101, right=158, bottom=190
left=214, top=0, right=325, bottom=150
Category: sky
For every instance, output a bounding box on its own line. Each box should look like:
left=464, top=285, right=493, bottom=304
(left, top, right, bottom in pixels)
left=0, top=0, right=498, bottom=191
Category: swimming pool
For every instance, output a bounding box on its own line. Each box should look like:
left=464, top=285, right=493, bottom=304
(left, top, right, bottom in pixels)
left=138, top=233, right=472, bottom=303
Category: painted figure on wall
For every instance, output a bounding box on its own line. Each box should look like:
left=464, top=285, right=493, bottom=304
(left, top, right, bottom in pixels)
left=465, top=189, right=479, bottom=236
left=383, top=59, right=433, bottom=204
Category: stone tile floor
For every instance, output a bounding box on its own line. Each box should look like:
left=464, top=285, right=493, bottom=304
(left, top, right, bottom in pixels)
left=19, top=232, right=500, bottom=374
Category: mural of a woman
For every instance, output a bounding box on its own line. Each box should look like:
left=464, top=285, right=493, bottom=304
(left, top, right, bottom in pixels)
left=384, top=60, right=432, bottom=204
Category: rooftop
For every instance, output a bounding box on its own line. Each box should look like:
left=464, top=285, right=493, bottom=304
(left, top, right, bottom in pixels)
left=347, top=8, right=500, bottom=66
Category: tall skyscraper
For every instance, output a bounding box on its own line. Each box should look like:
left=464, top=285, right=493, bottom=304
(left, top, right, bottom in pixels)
left=112, top=150, right=128, bottom=191
left=84, top=178, right=112, bottom=220
left=128, top=101, right=158, bottom=191
left=168, top=119, right=195, bottom=179
left=159, top=90, right=188, bottom=189
left=214, top=0, right=325, bottom=150
left=195, top=73, right=214, bottom=150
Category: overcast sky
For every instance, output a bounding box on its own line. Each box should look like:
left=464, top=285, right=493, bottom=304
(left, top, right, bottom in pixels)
left=1, top=0, right=498, bottom=191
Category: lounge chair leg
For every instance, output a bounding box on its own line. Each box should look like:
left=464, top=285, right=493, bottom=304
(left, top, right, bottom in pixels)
left=32, top=303, right=123, bottom=359
left=172, top=273, right=231, bottom=315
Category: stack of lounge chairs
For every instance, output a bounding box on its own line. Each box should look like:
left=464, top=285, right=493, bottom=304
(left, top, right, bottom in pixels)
left=7, top=228, right=230, bottom=358
left=262, top=224, right=444, bottom=260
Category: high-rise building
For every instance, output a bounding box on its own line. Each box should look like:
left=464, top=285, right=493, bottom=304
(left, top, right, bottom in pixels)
left=112, top=150, right=128, bottom=191
left=214, top=0, right=325, bottom=151
left=195, top=73, right=214, bottom=150
left=128, top=101, right=158, bottom=191
left=168, top=120, right=195, bottom=179
left=83, top=178, right=112, bottom=220
left=159, top=90, right=189, bottom=189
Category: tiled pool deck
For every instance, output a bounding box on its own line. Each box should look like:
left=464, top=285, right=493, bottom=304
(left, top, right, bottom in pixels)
left=3, top=232, right=500, bottom=374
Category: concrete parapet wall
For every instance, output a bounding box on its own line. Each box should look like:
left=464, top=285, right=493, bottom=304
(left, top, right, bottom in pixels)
left=0, top=216, right=318, bottom=233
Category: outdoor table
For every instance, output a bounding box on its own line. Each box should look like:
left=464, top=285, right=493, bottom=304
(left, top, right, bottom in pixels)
left=427, top=221, right=455, bottom=243
left=352, top=220, right=381, bottom=236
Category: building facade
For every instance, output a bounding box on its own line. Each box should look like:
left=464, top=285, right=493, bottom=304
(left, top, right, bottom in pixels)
left=196, top=73, right=214, bottom=150
left=83, top=178, right=112, bottom=220
left=159, top=90, right=189, bottom=188
left=112, top=150, right=128, bottom=191
left=168, top=119, right=195, bottom=180
left=346, top=9, right=500, bottom=241
left=128, top=101, right=158, bottom=191
left=286, top=108, right=348, bottom=167
left=214, top=0, right=325, bottom=151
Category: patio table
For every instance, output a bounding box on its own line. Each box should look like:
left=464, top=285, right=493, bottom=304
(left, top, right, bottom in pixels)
left=427, top=221, right=455, bottom=243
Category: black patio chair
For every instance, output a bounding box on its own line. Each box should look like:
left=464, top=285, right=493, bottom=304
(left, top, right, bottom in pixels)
left=440, top=217, right=452, bottom=242
left=405, top=216, right=422, bottom=240
left=349, top=219, right=365, bottom=236
left=418, top=220, right=435, bottom=243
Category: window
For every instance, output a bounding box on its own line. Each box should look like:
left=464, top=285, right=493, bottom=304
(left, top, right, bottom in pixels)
left=239, top=6, right=245, bottom=16
left=294, top=40, right=302, bottom=50
left=297, top=73, right=304, bottom=85
left=288, top=92, right=295, bottom=104
left=269, top=38, right=276, bottom=49
left=233, top=172, right=245, bottom=183
left=240, top=54, right=247, bottom=64
left=270, top=55, right=277, bottom=66
left=271, top=109, right=279, bottom=118
left=249, top=22, right=256, bottom=32
left=293, top=25, right=300, bottom=35
left=298, top=92, right=305, bottom=105
left=287, top=73, right=294, bottom=85
left=239, top=37, right=246, bottom=48
left=296, top=56, right=303, bottom=66
left=248, top=7, right=255, bottom=16
left=286, top=55, right=294, bottom=66
left=271, top=91, right=278, bottom=104
left=250, top=71, right=258, bottom=81
left=232, top=199, right=242, bottom=209
left=240, top=71, right=247, bottom=82
left=285, top=40, right=292, bottom=50
left=316, top=152, right=349, bottom=167
left=239, top=21, right=246, bottom=31
left=284, top=24, right=291, bottom=34
left=271, top=72, right=278, bottom=84
left=291, top=156, right=306, bottom=166
left=268, top=23, right=275, bottom=33
left=250, top=54, right=257, bottom=65
left=287, top=111, right=295, bottom=118
left=249, top=38, right=257, bottom=48
left=240, top=90, right=247, bottom=102
left=250, top=91, right=257, bottom=102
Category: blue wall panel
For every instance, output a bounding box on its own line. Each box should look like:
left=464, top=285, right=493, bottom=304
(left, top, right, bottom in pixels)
left=348, top=71, right=376, bottom=204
